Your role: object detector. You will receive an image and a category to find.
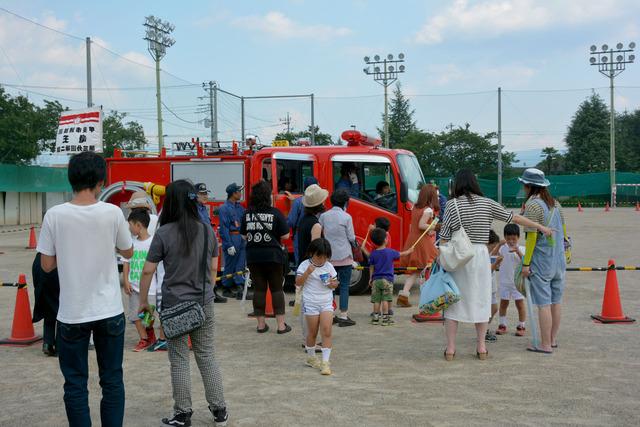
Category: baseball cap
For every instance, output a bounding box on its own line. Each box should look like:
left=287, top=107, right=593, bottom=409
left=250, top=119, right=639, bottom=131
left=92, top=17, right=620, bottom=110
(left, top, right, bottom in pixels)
left=225, top=182, right=244, bottom=195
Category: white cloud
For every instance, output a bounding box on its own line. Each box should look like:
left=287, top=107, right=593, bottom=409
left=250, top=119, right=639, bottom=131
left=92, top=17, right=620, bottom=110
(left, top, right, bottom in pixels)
left=414, top=0, right=639, bottom=44
left=233, top=11, right=352, bottom=41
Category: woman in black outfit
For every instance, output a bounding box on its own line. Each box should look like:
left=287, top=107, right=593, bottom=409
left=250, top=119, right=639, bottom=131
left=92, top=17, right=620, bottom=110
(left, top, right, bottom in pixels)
left=296, top=184, right=328, bottom=264
left=241, top=181, right=291, bottom=334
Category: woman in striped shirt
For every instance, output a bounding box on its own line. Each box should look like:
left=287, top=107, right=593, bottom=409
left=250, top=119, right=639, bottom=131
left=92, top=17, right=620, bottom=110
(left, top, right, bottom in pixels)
left=439, top=170, right=552, bottom=361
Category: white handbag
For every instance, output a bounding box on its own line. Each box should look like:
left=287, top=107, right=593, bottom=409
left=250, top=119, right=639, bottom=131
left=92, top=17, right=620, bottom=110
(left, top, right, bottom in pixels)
left=439, top=199, right=474, bottom=271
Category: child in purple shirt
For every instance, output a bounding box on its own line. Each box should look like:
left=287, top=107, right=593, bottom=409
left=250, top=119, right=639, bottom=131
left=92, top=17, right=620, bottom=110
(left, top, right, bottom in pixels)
left=367, top=228, right=413, bottom=326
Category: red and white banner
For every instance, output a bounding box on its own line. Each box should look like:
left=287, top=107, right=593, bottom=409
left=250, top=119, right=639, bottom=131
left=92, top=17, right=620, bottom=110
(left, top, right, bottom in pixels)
left=55, top=108, right=103, bottom=154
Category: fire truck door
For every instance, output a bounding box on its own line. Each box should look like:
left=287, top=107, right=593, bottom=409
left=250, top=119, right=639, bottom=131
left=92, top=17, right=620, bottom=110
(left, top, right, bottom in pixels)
left=270, top=152, right=317, bottom=217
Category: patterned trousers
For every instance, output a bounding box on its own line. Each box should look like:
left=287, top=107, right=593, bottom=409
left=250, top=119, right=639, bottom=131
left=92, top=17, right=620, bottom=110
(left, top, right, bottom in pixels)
left=167, top=302, right=226, bottom=413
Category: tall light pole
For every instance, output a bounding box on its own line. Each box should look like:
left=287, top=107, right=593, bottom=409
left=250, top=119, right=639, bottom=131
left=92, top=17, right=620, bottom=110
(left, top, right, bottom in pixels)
left=589, top=42, right=635, bottom=207
left=144, top=15, right=175, bottom=153
left=363, top=53, right=406, bottom=148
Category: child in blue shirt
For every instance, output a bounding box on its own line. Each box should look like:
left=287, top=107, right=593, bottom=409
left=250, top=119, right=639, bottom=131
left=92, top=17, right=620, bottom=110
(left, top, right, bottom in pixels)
left=367, top=228, right=413, bottom=326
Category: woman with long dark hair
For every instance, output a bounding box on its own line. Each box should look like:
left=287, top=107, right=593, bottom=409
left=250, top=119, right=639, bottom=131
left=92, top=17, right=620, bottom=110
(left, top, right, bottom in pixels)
left=519, top=168, right=568, bottom=354
left=439, top=170, right=552, bottom=361
left=138, top=179, right=228, bottom=426
left=397, top=184, right=440, bottom=307
left=241, top=181, right=291, bottom=333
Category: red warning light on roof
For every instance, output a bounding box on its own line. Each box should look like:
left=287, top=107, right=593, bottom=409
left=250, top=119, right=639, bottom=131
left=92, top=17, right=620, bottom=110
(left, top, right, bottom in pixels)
left=340, top=130, right=382, bottom=147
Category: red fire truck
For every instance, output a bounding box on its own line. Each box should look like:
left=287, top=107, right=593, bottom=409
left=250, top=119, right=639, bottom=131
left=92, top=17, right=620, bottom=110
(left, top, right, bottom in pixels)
left=100, top=130, right=426, bottom=294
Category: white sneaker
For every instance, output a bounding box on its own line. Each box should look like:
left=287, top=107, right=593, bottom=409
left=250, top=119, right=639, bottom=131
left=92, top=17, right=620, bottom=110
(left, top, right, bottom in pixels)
left=306, top=356, right=321, bottom=369
left=320, top=361, right=332, bottom=375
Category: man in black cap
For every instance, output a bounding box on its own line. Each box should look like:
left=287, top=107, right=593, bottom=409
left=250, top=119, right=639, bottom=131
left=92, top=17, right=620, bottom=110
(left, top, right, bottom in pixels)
left=219, top=182, right=247, bottom=298
left=195, top=183, right=213, bottom=226
left=195, top=182, right=227, bottom=304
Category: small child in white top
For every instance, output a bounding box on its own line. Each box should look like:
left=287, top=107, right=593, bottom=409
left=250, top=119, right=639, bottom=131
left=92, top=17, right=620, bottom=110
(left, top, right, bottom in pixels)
left=296, top=238, right=338, bottom=376
left=496, top=223, right=527, bottom=337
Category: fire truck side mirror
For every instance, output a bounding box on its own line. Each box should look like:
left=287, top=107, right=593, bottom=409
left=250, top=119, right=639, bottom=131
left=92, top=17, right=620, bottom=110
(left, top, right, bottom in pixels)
left=399, top=180, right=408, bottom=203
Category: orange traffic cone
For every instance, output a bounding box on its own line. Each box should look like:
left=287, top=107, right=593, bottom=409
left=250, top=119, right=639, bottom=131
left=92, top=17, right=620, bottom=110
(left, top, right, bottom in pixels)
left=0, top=275, right=42, bottom=346
left=635, top=201, right=640, bottom=212
left=26, top=226, right=37, bottom=249
left=265, top=288, right=275, bottom=318
left=591, top=260, right=636, bottom=324
left=604, top=202, right=611, bottom=212
left=577, top=202, right=584, bottom=213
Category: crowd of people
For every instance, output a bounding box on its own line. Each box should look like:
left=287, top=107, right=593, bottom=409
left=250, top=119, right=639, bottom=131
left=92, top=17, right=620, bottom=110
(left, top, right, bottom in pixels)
left=32, top=150, right=568, bottom=426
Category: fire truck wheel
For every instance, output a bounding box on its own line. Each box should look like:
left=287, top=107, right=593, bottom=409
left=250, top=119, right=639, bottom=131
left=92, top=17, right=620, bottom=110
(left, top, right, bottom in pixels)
left=349, top=264, right=370, bottom=295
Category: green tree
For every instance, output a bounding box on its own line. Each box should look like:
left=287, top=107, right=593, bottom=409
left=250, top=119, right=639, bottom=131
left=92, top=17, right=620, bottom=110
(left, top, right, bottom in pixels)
left=564, top=94, right=609, bottom=173
left=616, top=109, right=640, bottom=172
left=274, top=125, right=333, bottom=146
left=0, top=87, right=41, bottom=164
left=378, top=82, right=417, bottom=148
left=35, top=100, right=66, bottom=153
left=538, top=146, right=562, bottom=174
left=103, top=111, right=147, bottom=157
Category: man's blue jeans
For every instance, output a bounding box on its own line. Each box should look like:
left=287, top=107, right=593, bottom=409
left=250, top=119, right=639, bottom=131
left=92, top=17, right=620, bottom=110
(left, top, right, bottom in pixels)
left=334, top=265, right=353, bottom=312
left=57, top=313, right=125, bottom=427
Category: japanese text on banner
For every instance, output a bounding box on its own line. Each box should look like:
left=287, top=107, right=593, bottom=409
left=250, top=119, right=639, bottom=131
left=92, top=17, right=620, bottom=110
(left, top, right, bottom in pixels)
left=55, top=108, right=103, bottom=154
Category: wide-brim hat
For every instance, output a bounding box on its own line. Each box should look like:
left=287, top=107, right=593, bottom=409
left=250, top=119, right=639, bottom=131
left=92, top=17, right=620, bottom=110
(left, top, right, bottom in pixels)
left=125, top=191, right=152, bottom=209
left=303, top=184, right=329, bottom=207
left=518, top=168, right=550, bottom=187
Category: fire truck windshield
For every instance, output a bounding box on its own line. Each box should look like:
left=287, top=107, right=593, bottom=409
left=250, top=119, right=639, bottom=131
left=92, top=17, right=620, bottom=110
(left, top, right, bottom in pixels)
left=397, top=154, right=425, bottom=203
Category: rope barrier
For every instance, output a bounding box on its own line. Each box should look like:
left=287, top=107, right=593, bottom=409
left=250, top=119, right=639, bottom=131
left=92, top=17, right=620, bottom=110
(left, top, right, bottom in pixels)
left=0, top=225, right=40, bottom=234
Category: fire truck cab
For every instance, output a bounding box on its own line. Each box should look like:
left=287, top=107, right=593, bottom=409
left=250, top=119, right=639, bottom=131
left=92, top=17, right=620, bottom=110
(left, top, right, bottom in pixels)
left=102, top=130, right=426, bottom=294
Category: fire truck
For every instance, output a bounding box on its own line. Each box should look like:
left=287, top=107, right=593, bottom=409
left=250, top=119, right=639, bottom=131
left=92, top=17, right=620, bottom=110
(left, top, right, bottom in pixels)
left=100, top=130, right=427, bottom=294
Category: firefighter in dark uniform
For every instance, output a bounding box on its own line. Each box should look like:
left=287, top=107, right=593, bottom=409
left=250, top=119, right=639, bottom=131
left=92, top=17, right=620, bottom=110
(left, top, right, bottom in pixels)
left=219, top=182, right=247, bottom=298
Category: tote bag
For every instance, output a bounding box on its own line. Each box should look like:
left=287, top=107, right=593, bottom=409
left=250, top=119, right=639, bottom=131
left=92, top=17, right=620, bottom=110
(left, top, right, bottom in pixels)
left=439, top=199, right=474, bottom=272
left=418, top=262, right=461, bottom=314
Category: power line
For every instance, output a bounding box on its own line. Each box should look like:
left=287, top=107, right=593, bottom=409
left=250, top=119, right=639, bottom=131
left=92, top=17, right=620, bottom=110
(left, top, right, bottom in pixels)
left=161, top=101, right=202, bottom=124
left=0, top=7, right=195, bottom=85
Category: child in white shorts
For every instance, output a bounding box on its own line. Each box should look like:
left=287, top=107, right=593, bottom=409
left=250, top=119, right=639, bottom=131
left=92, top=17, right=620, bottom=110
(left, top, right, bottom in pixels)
left=496, top=224, right=527, bottom=337
left=296, top=238, right=338, bottom=376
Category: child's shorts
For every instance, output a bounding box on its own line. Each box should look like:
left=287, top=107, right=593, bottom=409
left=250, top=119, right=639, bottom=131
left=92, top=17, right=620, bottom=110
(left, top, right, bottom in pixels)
left=371, top=278, right=393, bottom=303
left=499, top=282, right=524, bottom=301
left=302, top=299, right=334, bottom=316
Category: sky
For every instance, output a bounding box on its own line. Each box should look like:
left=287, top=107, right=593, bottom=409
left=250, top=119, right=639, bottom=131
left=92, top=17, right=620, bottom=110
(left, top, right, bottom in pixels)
left=1, top=0, right=640, bottom=166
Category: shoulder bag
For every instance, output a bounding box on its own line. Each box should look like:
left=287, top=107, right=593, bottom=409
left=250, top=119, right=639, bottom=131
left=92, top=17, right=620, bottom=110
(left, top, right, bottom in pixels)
left=438, top=198, right=474, bottom=272
left=159, top=223, right=208, bottom=339
left=253, top=211, right=290, bottom=274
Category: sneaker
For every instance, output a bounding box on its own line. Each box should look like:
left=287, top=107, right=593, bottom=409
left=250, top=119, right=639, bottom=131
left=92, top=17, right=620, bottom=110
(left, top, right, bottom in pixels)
left=213, top=288, right=228, bottom=303
left=146, top=327, right=157, bottom=343
left=485, top=330, right=498, bottom=342
left=333, top=316, right=340, bottom=324
left=133, top=338, right=154, bottom=352
left=306, top=356, right=322, bottom=369
left=396, top=294, right=412, bottom=308
left=162, top=410, right=192, bottom=426
left=337, top=316, right=356, bottom=327
left=320, top=361, right=332, bottom=375
left=495, top=324, right=508, bottom=335
left=148, top=339, right=168, bottom=352
left=210, top=406, right=228, bottom=427
left=515, top=325, right=526, bottom=337
left=370, top=315, right=380, bottom=325
left=381, top=316, right=395, bottom=326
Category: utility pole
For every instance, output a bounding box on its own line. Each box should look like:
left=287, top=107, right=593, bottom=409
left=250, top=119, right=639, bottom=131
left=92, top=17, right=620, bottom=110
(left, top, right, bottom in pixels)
left=85, top=37, right=93, bottom=107
left=310, top=93, right=315, bottom=145
left=205, top=81, right=219, bottom=147
left=280, top=112, right=291, bottom=134
left=363, top=54, right=406, bottom=148
left=241, top=97, right=245, bottom=142
left=589, top=42, right=635, bottom=207
left=497, top=87, right=503, bottom=205
left=144, top=16, right=175, bottom=154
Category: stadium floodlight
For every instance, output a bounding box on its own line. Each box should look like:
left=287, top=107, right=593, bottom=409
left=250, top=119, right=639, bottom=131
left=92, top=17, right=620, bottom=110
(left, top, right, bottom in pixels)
left=144, top=15, right=175, bottom=153
left=362, top=53, right=407, bottom=148
left=588, top=41, right=636, bottom=207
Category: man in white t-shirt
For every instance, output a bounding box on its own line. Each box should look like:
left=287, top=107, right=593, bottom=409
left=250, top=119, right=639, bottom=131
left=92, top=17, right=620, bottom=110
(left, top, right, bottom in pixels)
left=37, top=152, right=133, bottom=427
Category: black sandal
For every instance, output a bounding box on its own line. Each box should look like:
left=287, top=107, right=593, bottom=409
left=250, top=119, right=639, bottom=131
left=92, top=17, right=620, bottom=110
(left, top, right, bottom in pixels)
left=256, top=325, right=269, bottom=333
left=277, top=323, right=292, bottom=334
